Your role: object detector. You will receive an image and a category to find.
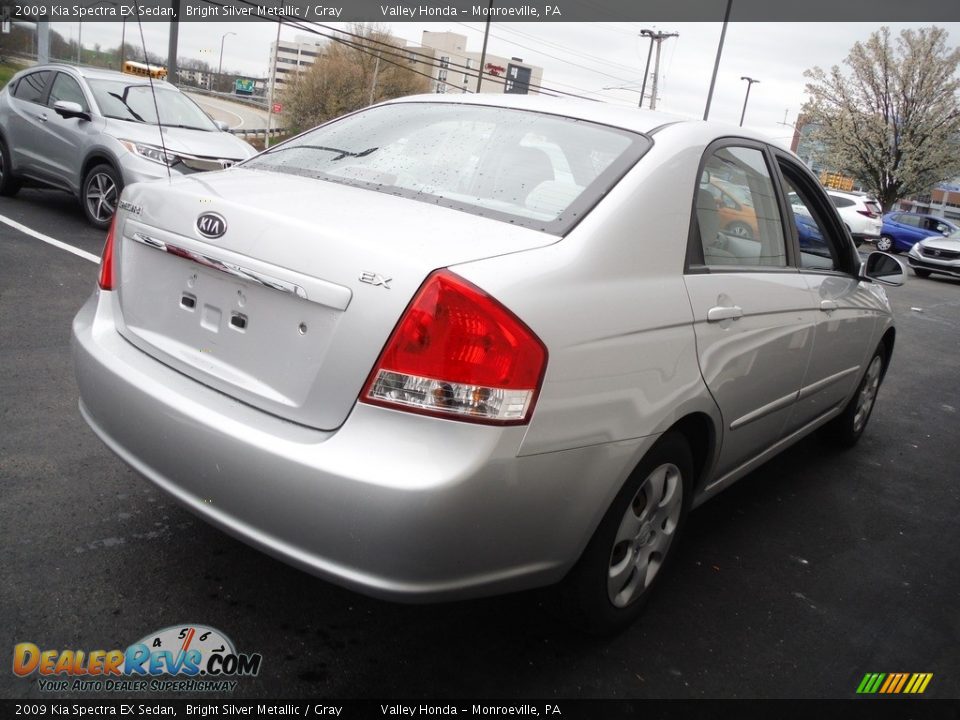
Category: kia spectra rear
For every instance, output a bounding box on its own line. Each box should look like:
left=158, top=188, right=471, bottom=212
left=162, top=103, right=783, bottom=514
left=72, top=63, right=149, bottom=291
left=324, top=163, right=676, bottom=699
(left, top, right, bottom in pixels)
left=73, top=95, right=899, bottom=632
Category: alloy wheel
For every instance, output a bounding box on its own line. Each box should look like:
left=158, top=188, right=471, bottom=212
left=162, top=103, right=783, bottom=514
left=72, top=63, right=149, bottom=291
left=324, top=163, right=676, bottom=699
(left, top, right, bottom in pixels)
left=607, top=462, right=683, bottom=608
left=853, top=355, right=883, bottom=434
left=876, top=235, right=893, bottom=252
left=86, top=172, right=118, bottom=223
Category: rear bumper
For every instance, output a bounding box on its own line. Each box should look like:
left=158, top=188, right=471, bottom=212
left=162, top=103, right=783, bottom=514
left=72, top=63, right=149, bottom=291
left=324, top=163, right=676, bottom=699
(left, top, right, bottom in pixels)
left=72, top=292, right=649, bottom=601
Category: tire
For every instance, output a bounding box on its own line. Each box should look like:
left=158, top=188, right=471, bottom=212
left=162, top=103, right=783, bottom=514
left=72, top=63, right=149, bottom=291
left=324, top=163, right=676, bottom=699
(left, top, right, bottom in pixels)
left=913, top=268, right=931, bottom=278
left=821, top=343, right=886, bottom=449
left=559, top=432, right=693, bottom=635
left=0, top=137, right=22, bottom=197
left=82, top=163, right=122, bottom=229
left=876, top=235, right=895, bottom=253
left=725, top=221, right=753, bottom=239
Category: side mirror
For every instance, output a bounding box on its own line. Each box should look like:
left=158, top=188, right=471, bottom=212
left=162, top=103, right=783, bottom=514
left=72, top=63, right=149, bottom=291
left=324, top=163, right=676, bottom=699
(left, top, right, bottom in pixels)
left=861, top=251, right=905, bottom=287
left=53, top=100, right=90, bottom=122
left=214, top=120, right=231, bottom=132
left=699, top=168, right=711, bottom=185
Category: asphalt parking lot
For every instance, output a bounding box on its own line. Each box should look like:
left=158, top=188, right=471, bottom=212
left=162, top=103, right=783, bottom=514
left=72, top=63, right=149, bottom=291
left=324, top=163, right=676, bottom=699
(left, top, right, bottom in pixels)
left=1, top=188, right=958, bottom=700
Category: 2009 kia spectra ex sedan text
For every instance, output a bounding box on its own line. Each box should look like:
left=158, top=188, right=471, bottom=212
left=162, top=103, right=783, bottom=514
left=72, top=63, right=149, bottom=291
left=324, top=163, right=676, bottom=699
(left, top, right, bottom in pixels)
left=72, top=94, right=905, bottom=633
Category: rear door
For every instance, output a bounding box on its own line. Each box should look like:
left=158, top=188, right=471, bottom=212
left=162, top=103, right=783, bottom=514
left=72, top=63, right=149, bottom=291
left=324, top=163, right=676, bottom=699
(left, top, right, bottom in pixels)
left=684, top=141, right=815, bottom=479
left=5, top=70, right=53, bottom=174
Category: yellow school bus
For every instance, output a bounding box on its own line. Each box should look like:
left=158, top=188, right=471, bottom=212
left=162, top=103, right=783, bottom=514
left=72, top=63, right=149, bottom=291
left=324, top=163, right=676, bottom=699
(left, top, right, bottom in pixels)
left=122, top=60, right=168, bottom=80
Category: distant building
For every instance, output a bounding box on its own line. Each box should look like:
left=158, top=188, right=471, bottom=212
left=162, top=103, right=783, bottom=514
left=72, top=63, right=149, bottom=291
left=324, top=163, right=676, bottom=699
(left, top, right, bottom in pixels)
left=268, top=34, right=327, bottom=93
left=407, top=31, right=544, bottom=95
left=898, top=181, right=960, bottom=221
left=178, top=68, right=213, bottom=90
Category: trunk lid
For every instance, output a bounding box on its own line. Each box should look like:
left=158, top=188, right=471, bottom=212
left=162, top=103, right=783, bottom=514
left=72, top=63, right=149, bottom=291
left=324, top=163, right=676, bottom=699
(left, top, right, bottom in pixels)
left=114, top=168, right=556, bottom=429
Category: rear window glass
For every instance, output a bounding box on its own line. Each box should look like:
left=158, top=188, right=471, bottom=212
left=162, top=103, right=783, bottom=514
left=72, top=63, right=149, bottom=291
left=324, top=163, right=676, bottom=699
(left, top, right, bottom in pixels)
left=242, top=103, right=651, bottom=235
left=864, top=201, right=882, bottom=215
left=13, top=71, right=50, bottom=103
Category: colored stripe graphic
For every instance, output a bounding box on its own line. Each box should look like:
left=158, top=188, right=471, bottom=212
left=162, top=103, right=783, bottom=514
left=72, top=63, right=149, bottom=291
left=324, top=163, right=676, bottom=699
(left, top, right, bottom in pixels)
left=857, top=672, right=932, bottom=694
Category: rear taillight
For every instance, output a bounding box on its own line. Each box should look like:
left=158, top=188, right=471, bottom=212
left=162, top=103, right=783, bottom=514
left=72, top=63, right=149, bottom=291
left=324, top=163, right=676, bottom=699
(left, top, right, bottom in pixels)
left=98, top=215, right=117, bottom=290
left=857, top=209, right=878, bottom=219
left=360, top=269, right=547, bottom=425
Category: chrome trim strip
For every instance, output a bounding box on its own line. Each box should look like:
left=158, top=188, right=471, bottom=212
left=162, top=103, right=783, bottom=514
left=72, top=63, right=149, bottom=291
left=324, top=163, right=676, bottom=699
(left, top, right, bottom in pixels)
left=797, top=366, right=860, bottom=401
left=131, top=232, right=309, bottom=301
left=729, top=390, right=798, bottom=430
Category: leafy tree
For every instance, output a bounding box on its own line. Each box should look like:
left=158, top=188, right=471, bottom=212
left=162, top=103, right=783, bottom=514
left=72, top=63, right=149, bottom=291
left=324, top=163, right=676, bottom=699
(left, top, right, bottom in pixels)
left=280, top=25, right=430, bottom=132
left=803, top=26, right=960, bottom=210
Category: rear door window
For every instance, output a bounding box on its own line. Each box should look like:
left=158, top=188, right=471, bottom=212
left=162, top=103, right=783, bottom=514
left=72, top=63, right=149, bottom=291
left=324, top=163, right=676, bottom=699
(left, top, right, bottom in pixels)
left=694, top=145, right=787, bottom=268
left=12, top=71, right=51, bottom=104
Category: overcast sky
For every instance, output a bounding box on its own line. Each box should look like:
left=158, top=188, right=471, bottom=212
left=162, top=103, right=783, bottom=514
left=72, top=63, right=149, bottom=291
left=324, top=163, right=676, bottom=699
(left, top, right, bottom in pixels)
left=41, top=20, right=960, bottom=144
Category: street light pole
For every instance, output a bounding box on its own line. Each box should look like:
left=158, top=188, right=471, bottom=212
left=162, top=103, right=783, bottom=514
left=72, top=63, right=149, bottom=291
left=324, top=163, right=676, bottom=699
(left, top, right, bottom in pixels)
left=703, top=0, right=733, bottom=120
left=218, top=31, right=236, bottom=93
left=739, top=76, right=760, bottom=127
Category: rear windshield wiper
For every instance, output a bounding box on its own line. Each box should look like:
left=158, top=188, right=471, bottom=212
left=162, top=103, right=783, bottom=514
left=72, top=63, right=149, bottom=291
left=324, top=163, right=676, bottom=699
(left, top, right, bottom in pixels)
left=263, top=145, right=378, bottom=162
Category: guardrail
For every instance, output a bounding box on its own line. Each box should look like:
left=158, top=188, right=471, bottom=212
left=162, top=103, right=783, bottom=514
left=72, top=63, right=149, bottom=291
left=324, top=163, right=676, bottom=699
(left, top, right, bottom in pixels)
left=230, top=128, right=286, bottom=138
left=178, top=85, right=270, bottom=111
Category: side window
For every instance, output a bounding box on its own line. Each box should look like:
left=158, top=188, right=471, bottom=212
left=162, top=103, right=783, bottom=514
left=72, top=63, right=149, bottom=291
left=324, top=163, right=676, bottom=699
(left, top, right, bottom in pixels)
left=901, top=215, right=922, bottom=228
left=781, top=176, right=839, bottom=270
left=696, top=146, right=787, bottom=267
left=48, top=73, right=88, bottom=112
left=777, top=159, right=859, bottom=274
left=12, top=71, right=51, bottom=104
left=831, top=196, right=854, bottom=208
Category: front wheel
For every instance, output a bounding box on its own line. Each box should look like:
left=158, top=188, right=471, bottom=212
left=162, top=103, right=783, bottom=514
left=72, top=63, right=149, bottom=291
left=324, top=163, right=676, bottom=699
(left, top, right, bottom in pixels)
left=876, top=235, right=895, bottom=253
left=913, top=268, right=931, bottom=278
left=560, top=432, right=692, bottom=635
left=82, top=163, right=122, bottom=229
left=821, top=343, right=886, bottom=448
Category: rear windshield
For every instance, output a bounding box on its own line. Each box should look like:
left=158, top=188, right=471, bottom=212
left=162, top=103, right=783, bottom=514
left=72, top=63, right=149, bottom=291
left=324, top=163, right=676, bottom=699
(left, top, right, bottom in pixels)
left=242, top=103, right=651, bottom=234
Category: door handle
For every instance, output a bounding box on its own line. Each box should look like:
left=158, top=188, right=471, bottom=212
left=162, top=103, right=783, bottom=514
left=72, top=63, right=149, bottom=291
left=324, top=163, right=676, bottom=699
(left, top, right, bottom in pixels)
left=707, top=305, right=743, bottom=322
left=37, top=113, right=48, bottom=122
left=819, top=300, right=839, bottom=312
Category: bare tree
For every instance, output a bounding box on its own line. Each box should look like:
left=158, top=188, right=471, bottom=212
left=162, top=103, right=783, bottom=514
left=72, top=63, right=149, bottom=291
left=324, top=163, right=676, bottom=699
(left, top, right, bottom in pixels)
left=280, top=25, right=430, bottom=132
left=803, top=26, right=960, bottom=210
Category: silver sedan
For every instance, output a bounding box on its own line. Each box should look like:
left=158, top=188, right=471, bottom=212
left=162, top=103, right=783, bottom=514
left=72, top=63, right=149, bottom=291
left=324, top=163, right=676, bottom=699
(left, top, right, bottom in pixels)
left=72, top=94, right=904, bottom=633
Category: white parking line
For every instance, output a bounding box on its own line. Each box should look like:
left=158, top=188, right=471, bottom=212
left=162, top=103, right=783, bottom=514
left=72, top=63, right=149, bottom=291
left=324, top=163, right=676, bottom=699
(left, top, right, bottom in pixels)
left=0, top=213, right=100, bottom=264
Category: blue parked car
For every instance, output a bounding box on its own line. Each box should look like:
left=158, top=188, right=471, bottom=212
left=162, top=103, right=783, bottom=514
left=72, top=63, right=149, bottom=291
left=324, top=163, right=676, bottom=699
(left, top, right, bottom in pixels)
left=879, top=212, right=959, bottom=253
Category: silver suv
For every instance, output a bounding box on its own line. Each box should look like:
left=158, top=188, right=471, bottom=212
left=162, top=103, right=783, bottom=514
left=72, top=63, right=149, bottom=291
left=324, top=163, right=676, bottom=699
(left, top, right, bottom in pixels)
left=0, top=64, right=256, bottom=227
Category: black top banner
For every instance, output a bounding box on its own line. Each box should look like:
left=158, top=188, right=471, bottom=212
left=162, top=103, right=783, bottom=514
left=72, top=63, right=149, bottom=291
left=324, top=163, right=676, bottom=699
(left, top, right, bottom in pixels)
left=4, top=0, right=960, bottom=23
left=2, top=699, right=960, bottom=720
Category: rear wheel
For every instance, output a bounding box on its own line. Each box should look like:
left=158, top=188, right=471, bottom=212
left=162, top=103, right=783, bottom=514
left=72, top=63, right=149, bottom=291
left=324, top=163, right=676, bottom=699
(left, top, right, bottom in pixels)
left=0, top=137, right=22, bottom=197
left=822, top=343, right=886, bottom=448
left=913, top=268, right=931, bottom=278
left=82, top=163, right=122, bottom=229
left=876, top=235, right=895, bottom=253
left=560, top=432, right=692, bottom=635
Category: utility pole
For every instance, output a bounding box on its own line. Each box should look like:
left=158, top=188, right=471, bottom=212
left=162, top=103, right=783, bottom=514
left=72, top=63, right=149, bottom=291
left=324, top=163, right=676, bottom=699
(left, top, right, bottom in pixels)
left=266, top=17, right=281, bottom=148
left=642, top=30, right=677, bottom=111
left=369, top=51, right=381, bottom=105
left=638, top=30, right=655, bottom=109
left=167, top=0, right=180, bottom=82
left=739, top=76, right=760, bottom=127
left=475, top=0, right=493, bottom=93
left=37, top=17, right=49, bottom=63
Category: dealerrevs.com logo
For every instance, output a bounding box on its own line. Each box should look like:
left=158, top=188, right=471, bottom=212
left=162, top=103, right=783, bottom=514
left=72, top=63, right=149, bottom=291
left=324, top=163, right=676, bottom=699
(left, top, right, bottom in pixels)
left=13, top=624, right=262, bottom=693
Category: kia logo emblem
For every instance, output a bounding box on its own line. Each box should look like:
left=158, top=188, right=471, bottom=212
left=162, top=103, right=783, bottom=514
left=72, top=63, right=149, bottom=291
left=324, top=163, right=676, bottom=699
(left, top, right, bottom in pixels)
left=934, top=249, right=941, bottom=256
left=196, top=213, right=227, bottom=239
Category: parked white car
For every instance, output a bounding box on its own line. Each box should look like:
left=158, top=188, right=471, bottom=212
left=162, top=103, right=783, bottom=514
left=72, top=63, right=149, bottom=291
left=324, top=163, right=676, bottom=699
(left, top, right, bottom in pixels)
left=826, top=190, right=882, bottom=246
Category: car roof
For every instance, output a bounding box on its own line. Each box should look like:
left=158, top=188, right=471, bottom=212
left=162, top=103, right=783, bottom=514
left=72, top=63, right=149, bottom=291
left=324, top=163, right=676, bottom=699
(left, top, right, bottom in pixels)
left=381, top=92, right=774, bottom=140
left=28, top=63, right=175, bottom=89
